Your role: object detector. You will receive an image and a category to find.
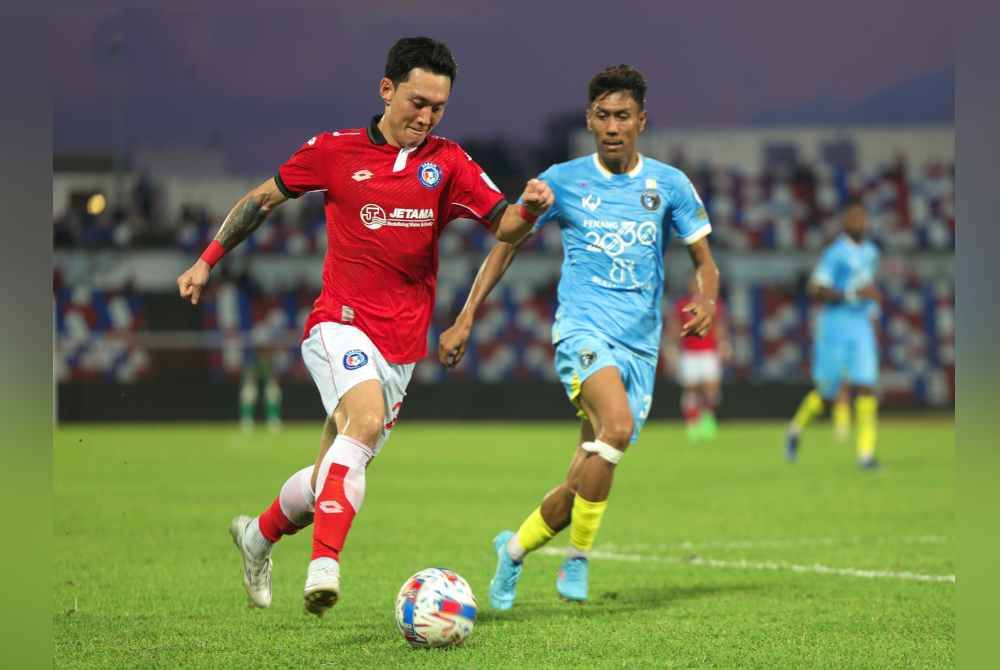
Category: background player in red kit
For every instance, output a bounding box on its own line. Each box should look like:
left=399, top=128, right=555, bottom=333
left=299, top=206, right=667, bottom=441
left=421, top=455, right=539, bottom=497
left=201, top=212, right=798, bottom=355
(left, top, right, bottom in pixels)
left=176, top=37, right=553, bottom=617
left=665, top=275, right=731, bottom=441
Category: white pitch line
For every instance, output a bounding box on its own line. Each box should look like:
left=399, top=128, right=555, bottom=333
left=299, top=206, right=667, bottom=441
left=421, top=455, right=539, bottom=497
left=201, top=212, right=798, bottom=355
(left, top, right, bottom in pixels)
left=603, top=535, right=950, bottom=552
left=537, top=547, right=955, bottom=584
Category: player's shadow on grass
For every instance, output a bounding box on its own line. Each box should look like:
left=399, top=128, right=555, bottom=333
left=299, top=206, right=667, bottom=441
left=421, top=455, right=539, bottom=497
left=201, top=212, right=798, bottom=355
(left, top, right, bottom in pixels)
left=330, top=584, right=764, bottom=647
left=475, top=582, right=762, bottom=624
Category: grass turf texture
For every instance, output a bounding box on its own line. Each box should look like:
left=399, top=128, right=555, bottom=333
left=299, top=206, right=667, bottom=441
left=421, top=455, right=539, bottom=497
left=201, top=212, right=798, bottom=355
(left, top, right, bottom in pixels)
left=55, top=420, right=953, bottom=669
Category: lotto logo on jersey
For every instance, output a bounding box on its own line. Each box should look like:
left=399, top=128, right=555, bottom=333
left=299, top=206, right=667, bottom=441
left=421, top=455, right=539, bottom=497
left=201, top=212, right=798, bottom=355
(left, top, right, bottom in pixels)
left=343, top=349, right=369, bottom=370
left=417, top=162, right=442, bottom=189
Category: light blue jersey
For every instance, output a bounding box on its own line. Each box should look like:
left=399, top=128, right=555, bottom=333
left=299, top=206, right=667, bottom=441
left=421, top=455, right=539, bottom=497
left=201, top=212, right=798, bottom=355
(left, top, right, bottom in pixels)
left=532, top=153, right=711, bottom=361
left=529, top=153, right=711, bottom=442
left=810, top=234, right=881, bottom=397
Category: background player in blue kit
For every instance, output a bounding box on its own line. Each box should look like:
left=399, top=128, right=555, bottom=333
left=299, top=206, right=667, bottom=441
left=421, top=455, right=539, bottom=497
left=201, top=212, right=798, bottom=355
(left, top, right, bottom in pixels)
left=786, top=199, right=882, bottom=469
left=438, top=65, right=720, bottom=607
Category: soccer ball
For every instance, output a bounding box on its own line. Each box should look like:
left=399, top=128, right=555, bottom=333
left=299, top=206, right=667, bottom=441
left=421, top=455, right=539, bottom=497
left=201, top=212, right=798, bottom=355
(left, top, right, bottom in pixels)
left=394, top=568, right=477, bottom=648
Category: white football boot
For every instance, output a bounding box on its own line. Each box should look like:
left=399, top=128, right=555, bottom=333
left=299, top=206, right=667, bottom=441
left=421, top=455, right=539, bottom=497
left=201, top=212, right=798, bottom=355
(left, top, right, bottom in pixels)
left=303, top=557, right=341, bottom=616
left=228, top=515, right=272, bottom=608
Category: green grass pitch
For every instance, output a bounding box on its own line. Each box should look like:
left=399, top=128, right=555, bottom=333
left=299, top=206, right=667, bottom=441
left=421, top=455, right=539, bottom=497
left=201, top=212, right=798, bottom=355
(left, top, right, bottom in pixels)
left=54, top=419, right=953, bottom=668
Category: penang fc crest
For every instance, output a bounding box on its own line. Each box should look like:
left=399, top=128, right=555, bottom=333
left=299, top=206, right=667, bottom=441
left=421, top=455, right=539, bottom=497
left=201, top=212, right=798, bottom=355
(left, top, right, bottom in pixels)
left=640, top=189, right=661, bottom=211
left=580, top=349, right=597, bottom=369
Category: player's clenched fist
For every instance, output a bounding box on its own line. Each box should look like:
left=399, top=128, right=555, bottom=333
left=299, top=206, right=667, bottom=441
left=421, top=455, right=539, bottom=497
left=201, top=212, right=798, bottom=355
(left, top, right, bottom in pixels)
left=520, top=178, right=554, bottom=216
left=438, top=318, right=472, bottom=368
left=177, top=259, right=211, bottom=306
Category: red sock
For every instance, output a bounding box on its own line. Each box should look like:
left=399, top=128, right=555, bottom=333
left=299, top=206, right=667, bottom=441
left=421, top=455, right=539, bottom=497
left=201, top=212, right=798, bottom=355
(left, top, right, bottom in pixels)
left=312, top=463, right=358, bottom=561
left=681, top=390, right=701, bottom=424
left=257, top=496, right=304, bottom=543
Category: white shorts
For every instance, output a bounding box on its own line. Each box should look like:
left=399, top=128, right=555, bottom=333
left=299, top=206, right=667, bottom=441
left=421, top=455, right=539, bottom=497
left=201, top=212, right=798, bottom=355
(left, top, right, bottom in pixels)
left=677, top=351, right=722, bottom=385
left=301, top=322, right=414, bottom=455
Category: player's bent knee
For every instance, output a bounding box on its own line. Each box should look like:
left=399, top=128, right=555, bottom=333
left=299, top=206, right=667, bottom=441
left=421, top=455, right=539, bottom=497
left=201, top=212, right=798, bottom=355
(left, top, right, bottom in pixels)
left=600, top=419, right=633, bottom=449
left=348, top=412, right=385, bottom=447
left=582, top=439, right=626, bottom=465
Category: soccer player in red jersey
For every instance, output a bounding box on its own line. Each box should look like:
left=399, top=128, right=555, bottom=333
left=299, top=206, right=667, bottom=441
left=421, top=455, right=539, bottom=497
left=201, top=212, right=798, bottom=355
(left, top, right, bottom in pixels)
left=176, top=37, right=553, bottom=617
left=665, top=275, right=730, bottom=441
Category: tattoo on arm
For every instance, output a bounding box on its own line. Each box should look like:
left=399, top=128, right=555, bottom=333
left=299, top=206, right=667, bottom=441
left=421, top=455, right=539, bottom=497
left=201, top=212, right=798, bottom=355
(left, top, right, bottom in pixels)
left=214, top=194, right=270, bottom=251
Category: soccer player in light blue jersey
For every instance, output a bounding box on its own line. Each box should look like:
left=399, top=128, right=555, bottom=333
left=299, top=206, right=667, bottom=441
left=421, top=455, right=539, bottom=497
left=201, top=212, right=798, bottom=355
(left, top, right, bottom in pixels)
left=785, top=199, right=882, bottom=469
left=438, top=65, right=720, bottom=608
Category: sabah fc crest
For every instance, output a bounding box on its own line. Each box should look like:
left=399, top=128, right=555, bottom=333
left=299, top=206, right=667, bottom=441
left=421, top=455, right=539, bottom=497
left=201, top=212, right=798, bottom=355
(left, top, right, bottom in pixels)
left=417, top=162, right=442, bottom=189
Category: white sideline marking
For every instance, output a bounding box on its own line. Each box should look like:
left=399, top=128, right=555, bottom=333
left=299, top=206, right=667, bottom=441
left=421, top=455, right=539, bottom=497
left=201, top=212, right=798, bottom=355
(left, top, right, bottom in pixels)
left=605, top=535, right=949, bottom=552
left=537, top=547, right=955, bottom=584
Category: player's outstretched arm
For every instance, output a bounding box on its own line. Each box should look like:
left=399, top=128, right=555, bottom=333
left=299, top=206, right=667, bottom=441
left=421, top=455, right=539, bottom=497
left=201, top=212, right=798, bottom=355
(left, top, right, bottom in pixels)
left=681, top=238, right=720, bottom=337
left=493, top=179, right=553, bottom=244
left=176, top=178, right=288, bottom=305
left=438, top=240, right=521, bottom=368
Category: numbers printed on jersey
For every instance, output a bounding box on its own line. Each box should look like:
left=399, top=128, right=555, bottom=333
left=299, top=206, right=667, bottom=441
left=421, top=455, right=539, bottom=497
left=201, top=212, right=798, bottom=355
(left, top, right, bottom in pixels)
left=608, top=258, right=640, bottom=287
left=581, top=219, right=658, bottom=288
left=583, top=220, right=657, bottom=258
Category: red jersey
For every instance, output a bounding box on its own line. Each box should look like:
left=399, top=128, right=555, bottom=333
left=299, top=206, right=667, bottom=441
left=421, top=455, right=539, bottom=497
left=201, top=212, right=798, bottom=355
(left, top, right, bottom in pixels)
left=276, top=116, right=506, bottom=364
left=675, top=294, right=724, bottom=352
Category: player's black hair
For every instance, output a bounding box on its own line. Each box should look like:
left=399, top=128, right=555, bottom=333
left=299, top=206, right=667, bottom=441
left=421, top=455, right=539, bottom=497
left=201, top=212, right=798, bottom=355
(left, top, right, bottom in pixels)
left=841, top=193, right=866, bottom=213
left=384, top=37, right=457, bottom=85
left=588, top=65, right=647, bottom=109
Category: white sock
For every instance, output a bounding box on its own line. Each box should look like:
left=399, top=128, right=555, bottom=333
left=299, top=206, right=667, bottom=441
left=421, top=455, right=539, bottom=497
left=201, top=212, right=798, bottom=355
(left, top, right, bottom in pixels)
left=506, top=533, right=527, bottom=562
left=245, top=517, right=273, bottom=559
left=567, top=546, right=587, bottom=560
left=278, top=465, right=316, bottom=526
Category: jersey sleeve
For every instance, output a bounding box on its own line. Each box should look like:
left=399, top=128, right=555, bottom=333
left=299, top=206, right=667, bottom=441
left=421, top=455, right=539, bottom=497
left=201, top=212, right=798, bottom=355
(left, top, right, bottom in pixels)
left=444, top=149, right=507, bottom=229
left=668, top=172, right=712, bottom=244
left=275, top=133, right=334, bottom=199
left=811, top=247, right=838, bottom=287
left=519, top=165, right=560, bottom=235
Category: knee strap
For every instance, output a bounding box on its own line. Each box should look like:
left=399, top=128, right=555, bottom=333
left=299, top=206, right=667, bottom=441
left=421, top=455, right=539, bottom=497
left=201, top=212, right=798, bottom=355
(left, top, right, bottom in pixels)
left=581, top=439, right=624, bottom=464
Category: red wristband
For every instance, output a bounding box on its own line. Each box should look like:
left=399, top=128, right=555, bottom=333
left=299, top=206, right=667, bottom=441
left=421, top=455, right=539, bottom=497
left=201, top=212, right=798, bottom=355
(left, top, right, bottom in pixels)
left=519, top=204, right=539, bottom=224
left=199, top=240, right=226, bottom=268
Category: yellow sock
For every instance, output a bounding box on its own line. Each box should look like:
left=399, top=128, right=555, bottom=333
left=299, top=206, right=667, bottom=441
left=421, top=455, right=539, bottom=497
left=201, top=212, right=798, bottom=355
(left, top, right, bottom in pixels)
left=833, top=399, right=851, bottom=436
left=791, top=390, right=825, bottom=432
left=569, top=494, right=608, bottom=552
left=855, top=395, right=878, bottom=460
left=515, top=507, right=556, bottom=554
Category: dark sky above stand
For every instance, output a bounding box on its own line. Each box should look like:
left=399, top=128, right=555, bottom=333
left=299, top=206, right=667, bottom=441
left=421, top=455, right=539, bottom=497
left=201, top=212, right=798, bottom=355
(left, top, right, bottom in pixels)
left=52, top=1, right=952, bottom=174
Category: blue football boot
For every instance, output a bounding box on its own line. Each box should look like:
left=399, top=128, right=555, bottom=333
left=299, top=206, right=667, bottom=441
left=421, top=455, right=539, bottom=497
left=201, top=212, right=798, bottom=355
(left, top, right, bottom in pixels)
left=858, top=456, right=881, bottom=470
left=785, top=431, right=799, bottom=463
left=556, top=556, right=589, bottom=603
left=489, top=530, right=522, bottom=610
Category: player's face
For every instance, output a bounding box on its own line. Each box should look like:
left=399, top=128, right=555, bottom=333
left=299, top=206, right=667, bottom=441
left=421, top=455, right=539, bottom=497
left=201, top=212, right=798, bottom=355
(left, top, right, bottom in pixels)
left=380, top=68, right=451, bottom=148
left=586, top=92, right=646, bottom=167
left=844, top=204, right=867, bottom=240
